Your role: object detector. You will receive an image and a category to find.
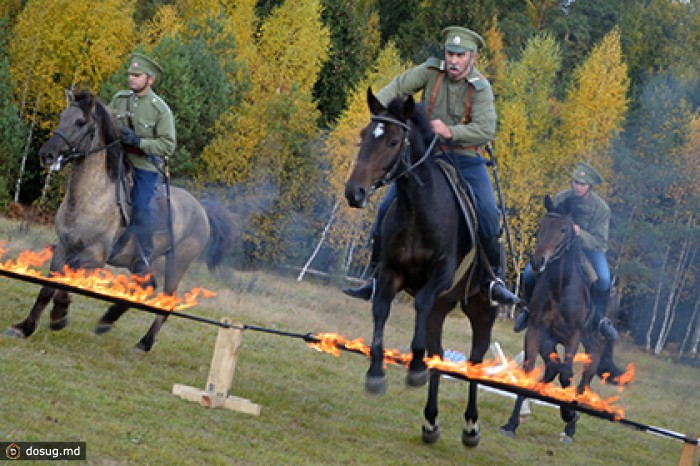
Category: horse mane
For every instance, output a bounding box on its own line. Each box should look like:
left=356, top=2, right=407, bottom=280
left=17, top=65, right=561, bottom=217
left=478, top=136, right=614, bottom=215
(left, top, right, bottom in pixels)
left=385, top=96, right=435, bottom=157
left=72, top=89, right=122, bottom=181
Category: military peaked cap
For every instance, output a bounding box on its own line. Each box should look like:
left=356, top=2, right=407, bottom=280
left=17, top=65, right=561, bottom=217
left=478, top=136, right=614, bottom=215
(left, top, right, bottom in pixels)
left=442, top=26, right=485, bottom=53
left=572, top=161, right=603, bottom=186
left=129, top=53, right=163, bottom=77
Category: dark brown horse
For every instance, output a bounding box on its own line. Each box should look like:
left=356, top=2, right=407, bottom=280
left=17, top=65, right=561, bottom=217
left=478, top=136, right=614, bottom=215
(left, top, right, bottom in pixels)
left=344, top=89, right=497, bottom=447
left=500, top=195, right=606, bottom=443
left=5, top=90, right=237, bottom=351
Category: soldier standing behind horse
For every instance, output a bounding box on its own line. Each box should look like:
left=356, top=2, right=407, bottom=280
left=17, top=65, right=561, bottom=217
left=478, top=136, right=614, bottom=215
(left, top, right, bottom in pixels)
left=108, top=53, right=176, bottom=286
left=514, top=161, right=624, bottom=377
left=343, top=26, right=518, bottom=307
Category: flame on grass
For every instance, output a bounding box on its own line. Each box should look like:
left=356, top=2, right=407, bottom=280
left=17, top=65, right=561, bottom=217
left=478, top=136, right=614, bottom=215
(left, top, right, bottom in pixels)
left=308, top=332, right=635, bottom=419
left=0, top=242, right=215, bottom=311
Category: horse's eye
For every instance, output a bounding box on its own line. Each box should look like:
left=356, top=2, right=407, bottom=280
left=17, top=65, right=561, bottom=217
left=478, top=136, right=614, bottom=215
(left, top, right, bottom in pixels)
left=389, top=139, right=400, bottom=148
left=561, top=227, right=567, bottom=233
left=76, top=119, right=86, bottom=127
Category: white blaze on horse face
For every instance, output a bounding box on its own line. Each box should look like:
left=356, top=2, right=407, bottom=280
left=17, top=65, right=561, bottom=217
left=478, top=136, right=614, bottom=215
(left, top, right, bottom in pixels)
left=373, top=122, right=384, bottom=139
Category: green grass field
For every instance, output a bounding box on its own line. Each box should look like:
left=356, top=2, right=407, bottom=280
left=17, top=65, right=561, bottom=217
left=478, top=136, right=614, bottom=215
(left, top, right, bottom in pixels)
left=0, top=218, right=697, bottom=465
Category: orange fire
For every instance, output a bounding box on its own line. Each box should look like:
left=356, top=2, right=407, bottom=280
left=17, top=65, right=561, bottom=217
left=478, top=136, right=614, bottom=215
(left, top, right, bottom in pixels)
left=0, top=243, right=215, bottom=311
left=308, top=332, right=635, bottom=419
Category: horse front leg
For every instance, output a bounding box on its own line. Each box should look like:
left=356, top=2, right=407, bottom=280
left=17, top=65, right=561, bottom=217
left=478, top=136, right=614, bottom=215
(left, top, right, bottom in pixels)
left=462, top=300, right=497, bottom=448
left=5, top=286, right=56, bottom=338
left=365, top=276, right=395, bottom=395
left=420, top=301, right=453, bottom=444
left=501, top=325, right=542, bottom=438
left=559, top=331, right=582, bottom=444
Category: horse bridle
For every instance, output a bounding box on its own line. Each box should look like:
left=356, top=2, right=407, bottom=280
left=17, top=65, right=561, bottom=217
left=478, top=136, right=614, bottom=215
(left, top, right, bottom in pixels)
left=48, top=105, right=120, bottom=172
left=542, top=212, right=578, bottom=263
left=369, top=114, right=438, bottom=190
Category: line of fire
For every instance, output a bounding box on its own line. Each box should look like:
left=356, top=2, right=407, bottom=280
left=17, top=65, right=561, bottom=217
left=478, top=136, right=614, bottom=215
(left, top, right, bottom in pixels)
left=1, top=243, right=696, bottom=447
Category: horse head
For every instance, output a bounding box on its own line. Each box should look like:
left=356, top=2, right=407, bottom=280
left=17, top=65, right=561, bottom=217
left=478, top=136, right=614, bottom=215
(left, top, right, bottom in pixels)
left=344, top=87, right=416, bottom=208
left=532, top=195, right=576, bottom=272
left=39, top=90, right=99, bottom=171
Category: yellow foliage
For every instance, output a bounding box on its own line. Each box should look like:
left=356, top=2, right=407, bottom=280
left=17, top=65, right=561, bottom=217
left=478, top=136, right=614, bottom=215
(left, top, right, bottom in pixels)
left=495, top=34, right=562, bottom=271
left=556, top=27, right=630, bottom=188
left=9, top=0, right=136, bottom=129
left=201, top=0, right=330, bottom=187
left=141, top=5, right=183, bottom=48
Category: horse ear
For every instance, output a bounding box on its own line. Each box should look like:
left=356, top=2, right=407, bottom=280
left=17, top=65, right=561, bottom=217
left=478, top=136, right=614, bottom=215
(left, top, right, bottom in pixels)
left=544, top=194, right=554, bottom=212
left=401, top=95, right=415, bottom=120
left=367, top=87, right=384, bottom=115
left=65, top=88, right=75, bottom=104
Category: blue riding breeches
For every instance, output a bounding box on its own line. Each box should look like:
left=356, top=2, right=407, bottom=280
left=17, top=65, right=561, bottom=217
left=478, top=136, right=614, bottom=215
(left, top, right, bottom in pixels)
left=372, top=156, right=501, bottom=238
left=131, top=168, right=160, bottom=258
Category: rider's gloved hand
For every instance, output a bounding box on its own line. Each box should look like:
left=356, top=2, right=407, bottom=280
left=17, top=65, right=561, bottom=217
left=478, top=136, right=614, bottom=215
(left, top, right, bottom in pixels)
left=120, top=127, right=141, bottom=147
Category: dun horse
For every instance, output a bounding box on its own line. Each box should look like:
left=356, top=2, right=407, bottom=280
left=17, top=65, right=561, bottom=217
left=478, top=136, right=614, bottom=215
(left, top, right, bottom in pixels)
left=500, top=195, right=607, bottom=443
left=5, top=90, right=236, bottom=351
left=344, top=89, right=498, bottom=447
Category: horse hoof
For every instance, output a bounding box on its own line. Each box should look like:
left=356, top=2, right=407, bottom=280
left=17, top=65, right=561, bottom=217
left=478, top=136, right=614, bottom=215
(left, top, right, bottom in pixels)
left=365, top=375, right=387, bottom=396
left=462, top=429, right=481, bottom=448
left=94, top=322, right=113, bottom=335
left=405, top=368, right=429, bottom=387
left=4, top=327, right=26, bottom=339
left=421, top=424, right=441, bottom=444
left=499, top=427, right=516, bottom=439
left=559, top=433, right=574, bottom=444
left=133, top=341, right=152, bottom=353
left=49, top=317, right=68, bottom=331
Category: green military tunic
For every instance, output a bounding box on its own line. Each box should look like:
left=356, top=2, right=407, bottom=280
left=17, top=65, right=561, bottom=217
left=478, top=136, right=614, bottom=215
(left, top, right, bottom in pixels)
left=108, top=88, right=176, bottom=172
left=552, top=189, right=610, bottom=252
left=375, top=58, right=497, bottom=157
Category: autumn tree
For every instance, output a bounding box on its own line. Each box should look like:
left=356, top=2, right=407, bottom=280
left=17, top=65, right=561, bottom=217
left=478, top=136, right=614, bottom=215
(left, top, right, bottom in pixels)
left=8, top=0, right=136, bottom=202
left=553, top=27, right=629, bottom=189
left=495, top=33, right=561, bottom=275
left=201, top=0, right=331, bottom=263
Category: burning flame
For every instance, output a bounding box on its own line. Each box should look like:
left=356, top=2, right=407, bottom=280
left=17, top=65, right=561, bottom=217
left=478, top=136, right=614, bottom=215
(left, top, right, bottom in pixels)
left=307, top=332, right=635, bottom=419
left=0, top=242, right=215, bottom=311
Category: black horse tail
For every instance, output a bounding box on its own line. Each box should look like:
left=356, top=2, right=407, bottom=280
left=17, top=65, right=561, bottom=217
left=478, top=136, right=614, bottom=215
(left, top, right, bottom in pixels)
left=200, top=199, right=238, bottom=272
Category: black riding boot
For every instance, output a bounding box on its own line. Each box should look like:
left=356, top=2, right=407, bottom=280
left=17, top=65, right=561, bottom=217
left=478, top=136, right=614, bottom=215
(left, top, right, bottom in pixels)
left=596, top=338, right=625, bottom=384
left=482, top=236, right=519, bottom=306
left=343, top=234, right=380, bottom=301
left=513, top=276, right=534, bottom=333
left=592, top=288, right=619, bottom=340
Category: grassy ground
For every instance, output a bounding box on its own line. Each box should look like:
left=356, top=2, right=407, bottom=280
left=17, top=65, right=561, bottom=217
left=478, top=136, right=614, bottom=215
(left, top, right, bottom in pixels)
left=0, top=218, right=697, bottom=465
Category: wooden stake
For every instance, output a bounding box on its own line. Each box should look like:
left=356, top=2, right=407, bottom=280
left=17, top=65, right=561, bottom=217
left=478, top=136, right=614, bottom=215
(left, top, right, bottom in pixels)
left=679, top=432, right=698, bottom=466
left=173, top=319, right=260, bottom=416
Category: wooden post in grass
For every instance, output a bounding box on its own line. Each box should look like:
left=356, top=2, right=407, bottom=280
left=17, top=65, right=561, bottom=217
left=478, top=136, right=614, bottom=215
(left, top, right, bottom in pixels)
left=172, top=319, right=260, bottom=416
left=679, top=432, right=698, bottom=466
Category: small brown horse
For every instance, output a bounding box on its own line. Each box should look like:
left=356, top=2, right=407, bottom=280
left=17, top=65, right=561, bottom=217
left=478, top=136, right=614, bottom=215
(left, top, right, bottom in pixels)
left=344, top=89, right=497, bottom=447
left=5, top=90, right=237, bottom=351
left=500, top=195, right=606, bottom=443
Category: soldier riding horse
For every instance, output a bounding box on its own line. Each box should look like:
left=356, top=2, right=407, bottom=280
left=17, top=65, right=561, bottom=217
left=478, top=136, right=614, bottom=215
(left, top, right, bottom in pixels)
left=344, top=89, right=510, bottom=447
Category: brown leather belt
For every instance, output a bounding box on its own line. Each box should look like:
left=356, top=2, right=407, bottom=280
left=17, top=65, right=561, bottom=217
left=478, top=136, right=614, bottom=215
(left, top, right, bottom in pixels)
left=438, top=144, right=482, bottom=153
left=124, top=144, right=145, bottom=156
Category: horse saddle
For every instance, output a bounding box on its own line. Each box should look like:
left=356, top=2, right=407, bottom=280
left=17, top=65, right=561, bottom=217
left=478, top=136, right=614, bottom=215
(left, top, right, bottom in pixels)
left=578, top=250, right=598, bottom=286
